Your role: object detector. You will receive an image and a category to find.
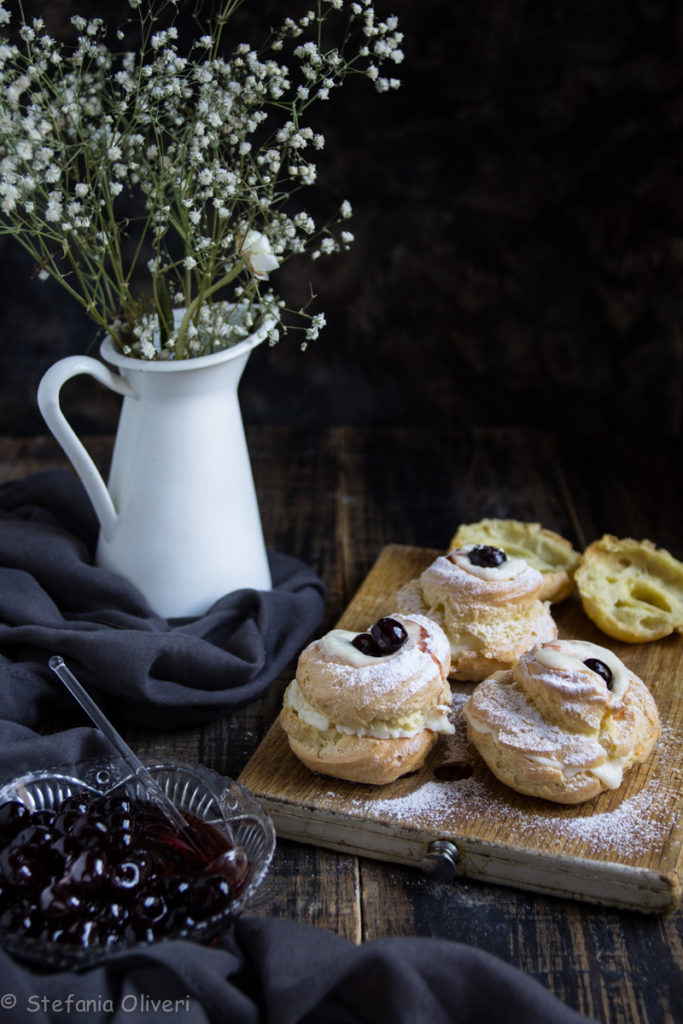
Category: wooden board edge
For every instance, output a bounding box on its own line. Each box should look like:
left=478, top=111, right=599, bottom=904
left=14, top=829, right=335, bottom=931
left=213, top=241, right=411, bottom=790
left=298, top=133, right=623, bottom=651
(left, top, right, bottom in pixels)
left=261, top=797, right=681, bottom=915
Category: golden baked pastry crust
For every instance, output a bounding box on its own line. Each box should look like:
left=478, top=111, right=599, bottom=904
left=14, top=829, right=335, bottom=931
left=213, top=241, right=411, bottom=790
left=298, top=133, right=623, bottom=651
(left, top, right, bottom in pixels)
left=396, top=549, right=557, bottom=682
left=450, top=518, right=581, bottom=602
left=280, top=706, right=438, bottom=785
left=279, top=613, right=453, bottom=785
left=463, top=639, right=661, bottom=804
left=575, top=534, right=683, bottom=643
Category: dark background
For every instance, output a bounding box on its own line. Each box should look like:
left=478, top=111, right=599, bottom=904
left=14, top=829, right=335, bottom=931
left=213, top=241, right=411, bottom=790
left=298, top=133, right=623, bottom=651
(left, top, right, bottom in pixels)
left=1, top=0, right=682, bottom=439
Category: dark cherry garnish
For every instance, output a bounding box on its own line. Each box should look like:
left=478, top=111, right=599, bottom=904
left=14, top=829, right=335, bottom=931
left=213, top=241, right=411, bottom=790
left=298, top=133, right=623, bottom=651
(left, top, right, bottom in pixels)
left=468, top=545, right=507, bottom=568
left=584, top=658, right=613, bottom=689
left=352, top=617, right=408, bottom=658
left=351, top=632, right=383, bottom=656
left=370, top=617, right=408, bottom=655
left=434, top=761, right=474, bottom=782
left=0, top=790, right=248, bottom=951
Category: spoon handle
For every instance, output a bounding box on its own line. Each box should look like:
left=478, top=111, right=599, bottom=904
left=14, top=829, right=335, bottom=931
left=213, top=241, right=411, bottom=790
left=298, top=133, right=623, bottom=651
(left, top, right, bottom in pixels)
left=48, top=655, right=195, bottom=841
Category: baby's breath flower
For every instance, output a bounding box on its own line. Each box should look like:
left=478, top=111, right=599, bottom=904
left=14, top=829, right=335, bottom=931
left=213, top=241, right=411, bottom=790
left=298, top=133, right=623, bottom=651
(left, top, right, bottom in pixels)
left=0, top=0, right=400, bottom=358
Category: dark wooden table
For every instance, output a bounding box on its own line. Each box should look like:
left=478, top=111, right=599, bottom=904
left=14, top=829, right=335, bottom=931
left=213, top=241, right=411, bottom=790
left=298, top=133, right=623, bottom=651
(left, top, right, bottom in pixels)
left=1, top=426, right=681, bottom=1024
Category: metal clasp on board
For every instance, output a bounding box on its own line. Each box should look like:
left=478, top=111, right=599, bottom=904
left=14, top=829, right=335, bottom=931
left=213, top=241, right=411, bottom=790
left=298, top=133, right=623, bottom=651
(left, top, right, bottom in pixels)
left=420, top=840, right=460, bottom=882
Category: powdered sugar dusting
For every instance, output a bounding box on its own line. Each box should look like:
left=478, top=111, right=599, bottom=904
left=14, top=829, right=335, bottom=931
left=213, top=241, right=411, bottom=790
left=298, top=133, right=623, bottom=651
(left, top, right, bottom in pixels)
left=421, top=553, right=542, bottom=600
left=339, top=696, right=678, bottom=865
left=303, top=613, right=449, bottom=701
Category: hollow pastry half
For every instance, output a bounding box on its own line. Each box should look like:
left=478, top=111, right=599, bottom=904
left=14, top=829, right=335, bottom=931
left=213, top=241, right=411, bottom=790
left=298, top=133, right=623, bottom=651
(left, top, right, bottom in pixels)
left=396, top=545, right=557, bottom=681
left=575, top=534, right=683, bottom=642
left=449, top=518, right=581, bottom=602
left=463, top=638, right=661, bottom=804
left=279, top=613, right=453, bottom=785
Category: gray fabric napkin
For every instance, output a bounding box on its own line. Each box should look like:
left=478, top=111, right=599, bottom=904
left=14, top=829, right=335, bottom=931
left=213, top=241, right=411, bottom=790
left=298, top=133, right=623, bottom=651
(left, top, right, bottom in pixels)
left=0, top=469, right=326, bottom=729
left=0, top=913, right=598, bottom=1024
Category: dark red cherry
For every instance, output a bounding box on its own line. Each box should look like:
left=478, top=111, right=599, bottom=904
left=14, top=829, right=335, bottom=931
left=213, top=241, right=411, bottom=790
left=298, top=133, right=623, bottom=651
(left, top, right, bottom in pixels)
left=96, top=900, right=129, bottom=936
left=12, top=824, right=59, bottom=849
left=137, top=891, right=168, bottom=924
left=351, top=632, right=383, bottom=657
left=584, top=658, right=613, bottom=689
left=62, top=918, right=100, bottom=948
left=40, top=882, right=83, bottom=919
left=189, top=875, right=233, bottom=915
left=160, top=875, right=191, bottom=907
left=370, top=617, right=408, bottom=654
left=66, top=848, right=108, bottom=890
left=59, top=794, right=91, bottom=816
left=209, top=847, right=249, bottom=891
left=0, top=800, right=30, bottom=841
left=0, top=845, right=46, bottom=887
left=53, top=809, right=83, bottom=835
left=0, top=899, right=41, bottom=935
left=110, top=859, right=143, bottom=895
left=28, top=809, right=56, bottom=828
left=468, top=545, right=507, bottom=567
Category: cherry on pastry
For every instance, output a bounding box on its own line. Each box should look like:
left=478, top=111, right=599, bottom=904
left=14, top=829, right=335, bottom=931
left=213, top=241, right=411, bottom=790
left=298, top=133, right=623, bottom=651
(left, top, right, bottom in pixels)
left=583, top=658, right=613, bottom=690
left=370, top=617, right=408, bottom=654
left=468, top=545, right=507, bottom=568
left=351, top=617, right=408, bottom=657
left=351, top=632, right=383, bottom=656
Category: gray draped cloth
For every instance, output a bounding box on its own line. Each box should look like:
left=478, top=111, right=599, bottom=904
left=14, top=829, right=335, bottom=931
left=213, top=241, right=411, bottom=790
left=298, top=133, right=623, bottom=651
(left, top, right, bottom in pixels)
left=0, top=470, right=597, bottom=1023
left=0, top=469, right=326, bottom=729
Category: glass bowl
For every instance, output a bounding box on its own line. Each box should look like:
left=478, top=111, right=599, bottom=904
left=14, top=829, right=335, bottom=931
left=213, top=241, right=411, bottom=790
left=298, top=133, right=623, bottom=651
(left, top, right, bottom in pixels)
left=0, top=757, right=276, bottom=969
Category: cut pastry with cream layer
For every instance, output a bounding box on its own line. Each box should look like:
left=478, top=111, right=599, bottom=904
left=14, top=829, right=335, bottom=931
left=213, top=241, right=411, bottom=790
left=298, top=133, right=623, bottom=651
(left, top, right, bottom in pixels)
left=279, top=613, right=453, bottom=785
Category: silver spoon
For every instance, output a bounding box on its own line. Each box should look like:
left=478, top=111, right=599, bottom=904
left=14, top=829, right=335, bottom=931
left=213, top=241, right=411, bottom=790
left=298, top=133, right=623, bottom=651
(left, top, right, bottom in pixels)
left=48, top=655, right=211, bottom=857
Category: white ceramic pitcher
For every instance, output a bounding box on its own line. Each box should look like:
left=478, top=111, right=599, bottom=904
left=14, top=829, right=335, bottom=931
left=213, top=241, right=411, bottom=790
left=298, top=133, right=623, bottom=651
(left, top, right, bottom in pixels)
left=37, top=324, right=272, bottom=618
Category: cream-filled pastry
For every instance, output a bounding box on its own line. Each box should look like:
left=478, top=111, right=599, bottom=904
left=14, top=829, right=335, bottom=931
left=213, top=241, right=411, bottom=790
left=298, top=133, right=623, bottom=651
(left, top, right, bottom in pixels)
left=396, top=545, right=557, bottom=681
left=279, top=613, right=453, bottom=785
left=463, top=638, right=661, bottom=804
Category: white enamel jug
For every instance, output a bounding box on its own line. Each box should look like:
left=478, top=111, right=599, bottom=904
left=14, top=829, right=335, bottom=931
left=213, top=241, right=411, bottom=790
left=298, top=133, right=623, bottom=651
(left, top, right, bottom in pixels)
left=37, top=325, right=272, bottom=618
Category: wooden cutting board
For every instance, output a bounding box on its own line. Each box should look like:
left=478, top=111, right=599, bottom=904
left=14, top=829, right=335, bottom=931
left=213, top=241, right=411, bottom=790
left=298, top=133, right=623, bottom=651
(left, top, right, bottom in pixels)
left=239, top=545, right=683, bottom=913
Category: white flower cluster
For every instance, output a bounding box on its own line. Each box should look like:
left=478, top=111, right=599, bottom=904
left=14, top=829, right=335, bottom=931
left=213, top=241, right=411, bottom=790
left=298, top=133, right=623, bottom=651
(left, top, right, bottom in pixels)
left=0, top=0, right=402, bottom=359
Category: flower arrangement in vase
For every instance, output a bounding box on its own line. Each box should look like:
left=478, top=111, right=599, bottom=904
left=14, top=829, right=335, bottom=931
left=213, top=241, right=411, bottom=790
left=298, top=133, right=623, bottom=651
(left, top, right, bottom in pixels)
left=0, top=0, right=403, bottom=356
left=0, top=0, right=403, bottom=615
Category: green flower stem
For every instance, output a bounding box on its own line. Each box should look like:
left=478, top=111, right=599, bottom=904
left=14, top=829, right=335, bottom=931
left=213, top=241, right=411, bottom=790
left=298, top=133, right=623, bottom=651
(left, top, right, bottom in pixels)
left=174, top=259, right=246, bottom=359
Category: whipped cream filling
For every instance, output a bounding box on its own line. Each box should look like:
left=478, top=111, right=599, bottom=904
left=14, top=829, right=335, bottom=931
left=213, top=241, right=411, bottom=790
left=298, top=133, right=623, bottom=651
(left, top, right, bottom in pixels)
left=533, top=640, right=629, bottom=699
left=318, top=627, right=395, bottom=666
left=465, top=710, right=628, bottom=789
left=284, top=679, right=454, bottom=739
left=451, top=545, right=529, bottom=581
left=526, top=752, right=629, bottom=790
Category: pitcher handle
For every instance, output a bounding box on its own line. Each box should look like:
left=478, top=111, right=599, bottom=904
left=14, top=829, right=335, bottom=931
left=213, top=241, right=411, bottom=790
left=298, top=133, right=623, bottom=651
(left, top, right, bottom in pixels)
left=37, top=355, right=135, bottom=541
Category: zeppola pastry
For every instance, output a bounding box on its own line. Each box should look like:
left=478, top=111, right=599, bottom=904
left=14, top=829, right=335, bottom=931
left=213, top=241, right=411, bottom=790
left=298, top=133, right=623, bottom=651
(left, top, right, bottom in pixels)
left=463, top=638, right=661, bottom=804
left=279, top=613, right=453, bottom=785
left=575, top=534, right=683, bottom=643
left=449, top=518, right=581, bottom=603
left=396, top=545, right=557, bottom=682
